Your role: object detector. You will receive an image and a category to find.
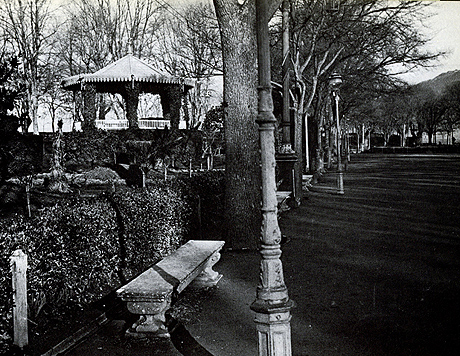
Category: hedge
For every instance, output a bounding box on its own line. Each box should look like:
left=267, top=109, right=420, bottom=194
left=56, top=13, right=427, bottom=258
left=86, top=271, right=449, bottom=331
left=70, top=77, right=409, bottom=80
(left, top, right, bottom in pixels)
left=59, top=128, right=204, bottom=172
left=110, top=182, right=189, bottom=281
left=176, top=170, right=225, bottom=241
left=0, top=198, right=119, bottom=354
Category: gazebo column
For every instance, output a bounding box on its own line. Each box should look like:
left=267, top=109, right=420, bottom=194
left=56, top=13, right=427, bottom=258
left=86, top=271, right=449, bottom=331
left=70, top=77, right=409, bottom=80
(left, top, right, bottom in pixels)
left=123, top=82, right=140, bottom=129
left=82, top=83, right=97, bottom=131
left=160, top=85, right=182, bottom=131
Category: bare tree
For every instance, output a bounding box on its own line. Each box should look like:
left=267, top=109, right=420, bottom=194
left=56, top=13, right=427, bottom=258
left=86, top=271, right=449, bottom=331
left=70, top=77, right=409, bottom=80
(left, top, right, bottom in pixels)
left=279, top=0, right=440, bottom=172
left=57, top=0, right=165, bottom=128
left=60, top=0, right=165, bottom=74
left=211, top=0, right=282, bottom=249
left=418, top=94, right=448, bottom=145
left=155, top=2, right=222, bottom=129
left=366, top=88, right=413, bottom=146
left=39, top=43, right=74, bottom=132
left=440, top=82, right=460, bottom=144
left=0, top=0, right=58, bottom=134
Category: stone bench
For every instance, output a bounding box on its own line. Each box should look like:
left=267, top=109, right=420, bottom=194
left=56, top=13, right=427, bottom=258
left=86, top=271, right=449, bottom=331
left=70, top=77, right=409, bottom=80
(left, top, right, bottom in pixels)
left=116, top=240, right=224, bottom=338
left=276, top=191, right=291, bottom=205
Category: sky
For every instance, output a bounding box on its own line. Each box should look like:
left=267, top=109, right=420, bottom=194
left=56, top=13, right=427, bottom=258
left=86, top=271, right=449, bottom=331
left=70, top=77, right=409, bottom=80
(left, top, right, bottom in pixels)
left=398, top=0, right=460, bottom=84
left=47, top=0, right=460, bottom=85
left=168, top=0, right=460, bottom=85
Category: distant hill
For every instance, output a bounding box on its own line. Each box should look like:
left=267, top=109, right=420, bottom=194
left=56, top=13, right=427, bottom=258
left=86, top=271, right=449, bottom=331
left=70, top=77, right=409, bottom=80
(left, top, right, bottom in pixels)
left=412, top=70, right=460, bottom=96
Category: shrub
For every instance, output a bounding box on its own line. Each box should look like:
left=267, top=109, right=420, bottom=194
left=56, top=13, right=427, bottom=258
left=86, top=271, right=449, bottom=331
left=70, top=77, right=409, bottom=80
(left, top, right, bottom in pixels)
left=28, top=197, right=120, bottom=308
left=175, top=170, right=225, bottom=241
left=111, top=182, right=190, bottom=280
left=64, top=130, right=122, bottom=171
left=0, top=197, right=120, bottom=354
left=80, top=167, right=121, bottom=182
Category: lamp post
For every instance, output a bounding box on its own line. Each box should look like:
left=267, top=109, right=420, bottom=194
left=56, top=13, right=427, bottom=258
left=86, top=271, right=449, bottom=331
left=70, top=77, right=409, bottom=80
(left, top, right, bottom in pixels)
left=275, top=0, right=299, bottom=205
left=329, top=73, right=344, bottom=195
left=252, top=1, right=294, bottom=355
left=346, top=123, right=351, bottom=163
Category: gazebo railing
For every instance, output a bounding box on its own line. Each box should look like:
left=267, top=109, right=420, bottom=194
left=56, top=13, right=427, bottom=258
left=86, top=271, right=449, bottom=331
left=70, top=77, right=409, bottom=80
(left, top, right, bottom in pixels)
left=139, top=119, right=170, bottom=129
left=95, top=119, right=172, bottom=130
left=95, top=120, right=129, bottom=130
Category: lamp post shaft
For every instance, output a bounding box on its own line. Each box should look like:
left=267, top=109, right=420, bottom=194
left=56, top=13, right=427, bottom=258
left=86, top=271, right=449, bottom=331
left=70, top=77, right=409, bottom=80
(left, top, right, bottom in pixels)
left=253, top=1, right=294, bottom=355
left=334, top=91, right=344, bottom=195
left=281, top=0, right=291, bottom=151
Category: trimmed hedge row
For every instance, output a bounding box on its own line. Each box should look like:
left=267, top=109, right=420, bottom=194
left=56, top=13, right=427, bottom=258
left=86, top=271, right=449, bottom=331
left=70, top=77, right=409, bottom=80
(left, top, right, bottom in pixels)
left=0, top=198, right=120, bottom=354
left=43, top=128, right=204, bottom=172
left=177, top=170, right=225, bottom=241
left=110, top=183, right=189, bottom=281
left=0, top=171, right=223, bottom=353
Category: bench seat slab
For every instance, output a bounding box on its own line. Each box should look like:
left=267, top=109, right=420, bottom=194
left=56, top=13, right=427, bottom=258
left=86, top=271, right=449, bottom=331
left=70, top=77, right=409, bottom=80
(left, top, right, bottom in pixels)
left=116, top=240, right=224, bottom=337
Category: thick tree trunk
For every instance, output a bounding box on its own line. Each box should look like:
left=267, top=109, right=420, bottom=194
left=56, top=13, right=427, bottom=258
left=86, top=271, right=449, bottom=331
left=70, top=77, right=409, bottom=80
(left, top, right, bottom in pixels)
left=427, top=128, right=433, bottom=144
left=214, top=0, right=261, bottom=250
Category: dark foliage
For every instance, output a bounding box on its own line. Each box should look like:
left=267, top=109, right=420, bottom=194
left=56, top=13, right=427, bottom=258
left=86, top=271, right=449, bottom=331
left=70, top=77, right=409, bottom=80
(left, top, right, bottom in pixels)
left=0, top=55, right=36, bottom=186
left=0, top=198, right=119, bottom=353
left=60, top=128, right=203, bottom=173
left=63, top=129, right=122, bottom=171
left=110, top=183, right=189, bottom=280
left=176, top=170, right=225, bottom=241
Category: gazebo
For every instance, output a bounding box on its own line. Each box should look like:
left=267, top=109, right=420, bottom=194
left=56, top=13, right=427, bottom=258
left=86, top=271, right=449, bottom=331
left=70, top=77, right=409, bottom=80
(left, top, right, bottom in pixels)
left=61, top=53, right=194, bottom=130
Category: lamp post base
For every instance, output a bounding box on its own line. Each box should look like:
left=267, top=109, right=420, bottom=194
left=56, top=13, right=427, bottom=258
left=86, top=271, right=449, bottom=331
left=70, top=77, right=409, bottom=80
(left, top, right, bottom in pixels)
left=251, top=300, right=295, bottom=356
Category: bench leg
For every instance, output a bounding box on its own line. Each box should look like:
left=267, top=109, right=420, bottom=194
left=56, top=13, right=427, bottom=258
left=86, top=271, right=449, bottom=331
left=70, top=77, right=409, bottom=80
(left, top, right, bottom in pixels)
left=126, top=299, right=170, bottom=338
left=192, top=251, right=223, bottom=288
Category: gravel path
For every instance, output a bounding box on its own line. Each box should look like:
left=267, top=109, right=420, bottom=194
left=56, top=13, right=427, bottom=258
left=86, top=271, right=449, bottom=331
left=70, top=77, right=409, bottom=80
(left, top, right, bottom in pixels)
left=185, top=153, right=460, bottom=356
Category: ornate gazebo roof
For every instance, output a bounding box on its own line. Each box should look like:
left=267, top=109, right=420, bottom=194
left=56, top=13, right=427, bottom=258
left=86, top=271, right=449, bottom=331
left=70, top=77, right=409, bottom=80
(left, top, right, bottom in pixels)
left=61, top=54, right=193, bottom=131
left=61, top=53, right=194, bottom=93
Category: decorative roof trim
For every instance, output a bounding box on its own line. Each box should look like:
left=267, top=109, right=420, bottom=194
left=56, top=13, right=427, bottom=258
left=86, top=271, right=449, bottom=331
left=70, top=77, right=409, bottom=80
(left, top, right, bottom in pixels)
left=61, top=54, right=194, bottom=90
left=61, top=74, right=194, bottom=89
